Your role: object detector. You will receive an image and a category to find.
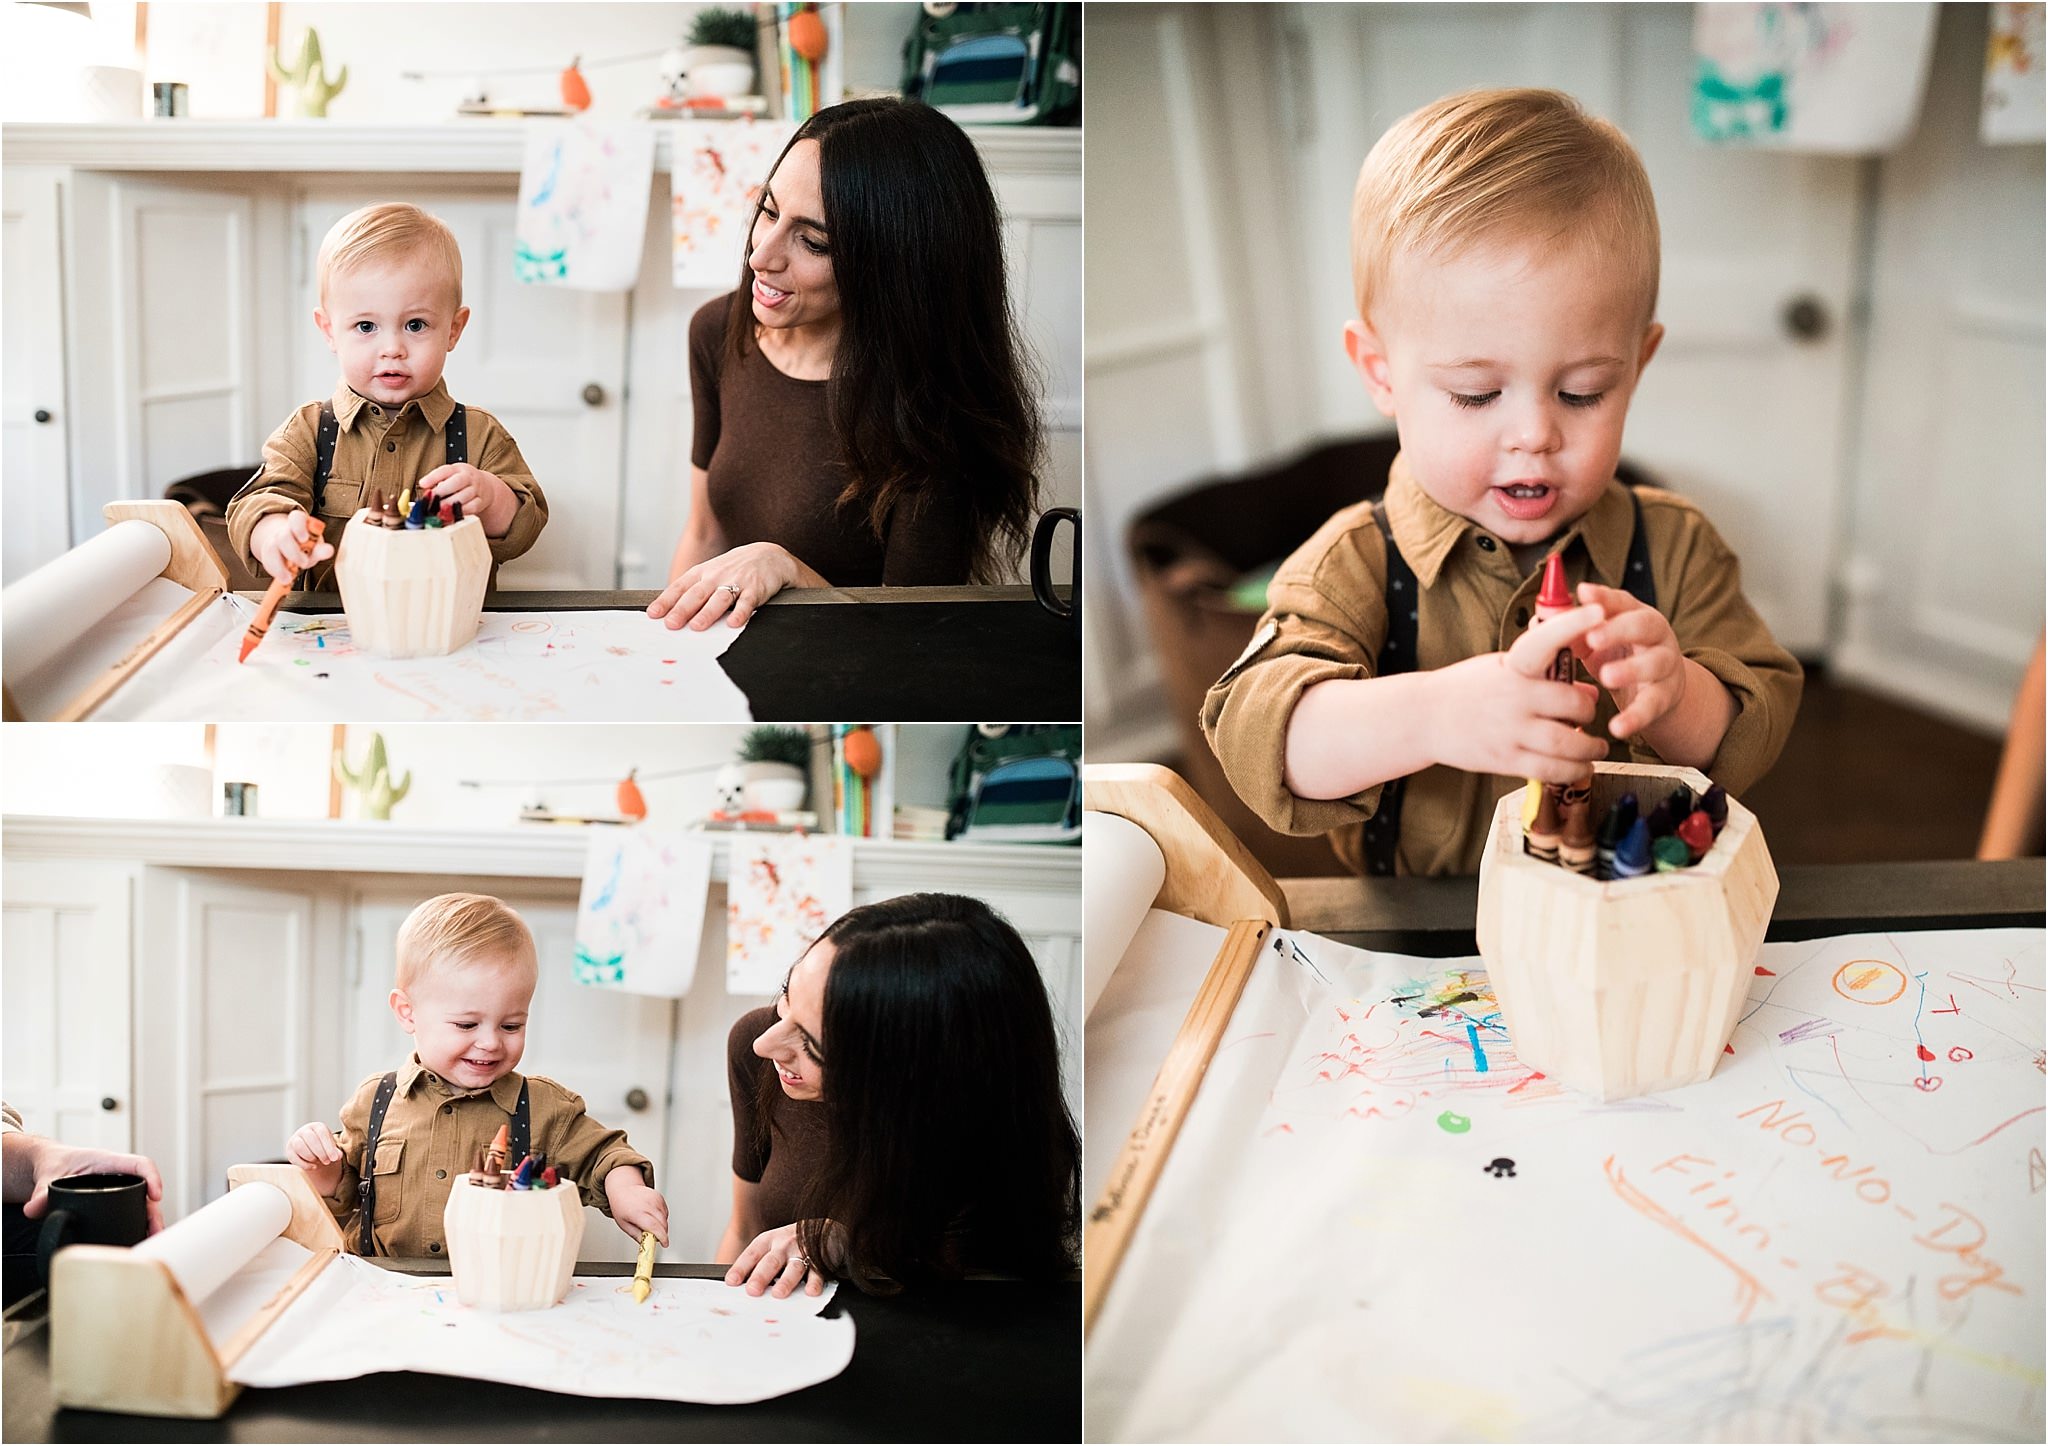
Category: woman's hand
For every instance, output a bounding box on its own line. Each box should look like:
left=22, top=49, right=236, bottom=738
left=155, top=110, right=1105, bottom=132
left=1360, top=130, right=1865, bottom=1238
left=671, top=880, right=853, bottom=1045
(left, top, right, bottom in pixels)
left=724, top=1220, right=839, bottom=1298
left=647, top=542, right=814, bottom=631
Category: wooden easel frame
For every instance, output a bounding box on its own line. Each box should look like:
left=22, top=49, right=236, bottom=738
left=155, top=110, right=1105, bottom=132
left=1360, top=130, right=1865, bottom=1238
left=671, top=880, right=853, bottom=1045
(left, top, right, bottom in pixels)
left=1080, top=764, right=1287, bottom=1335
left=50, top=1164, right=345, bottom=1418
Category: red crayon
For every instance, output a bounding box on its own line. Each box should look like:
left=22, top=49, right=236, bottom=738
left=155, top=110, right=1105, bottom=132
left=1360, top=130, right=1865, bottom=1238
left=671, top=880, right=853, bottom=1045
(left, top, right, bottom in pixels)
left=1676, top=809, right=1715, bottom=862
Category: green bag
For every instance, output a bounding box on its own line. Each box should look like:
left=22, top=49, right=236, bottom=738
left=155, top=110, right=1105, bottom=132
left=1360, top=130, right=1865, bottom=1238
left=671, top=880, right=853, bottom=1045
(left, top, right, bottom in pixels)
left=945, top=724, right=1082, bottom=844
left=901, top=3, right=1080, bottom=126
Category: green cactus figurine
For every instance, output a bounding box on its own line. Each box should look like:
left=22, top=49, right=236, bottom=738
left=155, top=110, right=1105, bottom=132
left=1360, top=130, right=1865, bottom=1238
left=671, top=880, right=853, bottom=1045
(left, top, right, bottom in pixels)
left=334, top=732, right=411, bottom=820
left=269, top=27, right=348, bottom=117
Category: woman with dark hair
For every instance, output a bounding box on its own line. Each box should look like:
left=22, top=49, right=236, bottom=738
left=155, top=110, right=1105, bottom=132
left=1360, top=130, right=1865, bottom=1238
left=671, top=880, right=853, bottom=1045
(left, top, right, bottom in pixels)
left=717, top=893, right=1080, bottom=1297
left=647, top=97, right=1043, bottom=631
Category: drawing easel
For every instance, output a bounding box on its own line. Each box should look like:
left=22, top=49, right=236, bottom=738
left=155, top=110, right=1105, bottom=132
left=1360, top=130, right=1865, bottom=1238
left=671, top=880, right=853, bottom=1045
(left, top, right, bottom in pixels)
left=1081, top=763, right=1288, bottom=1334
left=2, top=500, right=227, bottom=723
left=50, top=1164, right=343, bottom=1418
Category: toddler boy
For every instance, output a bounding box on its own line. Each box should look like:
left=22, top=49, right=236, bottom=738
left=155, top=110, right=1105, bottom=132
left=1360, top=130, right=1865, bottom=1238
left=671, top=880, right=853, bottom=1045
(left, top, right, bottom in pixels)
left=1203, top=88, right=1802, bottom=876
left=287, top=893, right=668, bottom=1257
left=227, top=202, right=548, bottom=589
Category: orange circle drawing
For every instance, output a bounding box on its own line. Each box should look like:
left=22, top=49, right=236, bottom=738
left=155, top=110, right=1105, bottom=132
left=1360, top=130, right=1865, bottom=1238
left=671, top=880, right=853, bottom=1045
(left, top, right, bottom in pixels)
left=510, top=620, right=551, bottom=634
left=1831, top=959, right=1908, bottom=1006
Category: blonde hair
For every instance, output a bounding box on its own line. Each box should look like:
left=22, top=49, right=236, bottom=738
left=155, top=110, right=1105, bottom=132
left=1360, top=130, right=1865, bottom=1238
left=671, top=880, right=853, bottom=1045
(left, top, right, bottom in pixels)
left=316, top=202, right=464, bottom=309
left=1351, top=88, right=1660, bottom=330
left=394, top=893, right=536, bottom=991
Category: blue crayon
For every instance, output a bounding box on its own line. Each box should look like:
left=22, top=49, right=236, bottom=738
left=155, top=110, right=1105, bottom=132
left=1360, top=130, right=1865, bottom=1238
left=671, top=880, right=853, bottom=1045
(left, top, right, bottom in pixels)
left=1611, top=819, right=1652, bottom=879
left=404, top=490, right=434, bottom=529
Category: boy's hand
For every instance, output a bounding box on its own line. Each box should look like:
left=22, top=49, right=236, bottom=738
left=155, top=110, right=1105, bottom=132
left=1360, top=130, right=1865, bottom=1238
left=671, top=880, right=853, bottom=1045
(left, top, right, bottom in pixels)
left=286, top=1121, right=346, bottom=1197
left=604, top=1166, right=669, bottom=1248
left=725, top=1220, right=838, bottom=1298
left=249, top=510, right=336, bottom=585
left=1574, top=583, right=1686, bottom=739
left=415, top=463, right=515, bottom=538
left=1426, top=603, right=1612, bottom=783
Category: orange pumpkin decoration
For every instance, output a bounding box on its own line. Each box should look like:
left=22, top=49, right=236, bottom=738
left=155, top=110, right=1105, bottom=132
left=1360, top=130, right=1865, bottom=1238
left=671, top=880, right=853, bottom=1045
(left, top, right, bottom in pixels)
left=788, top=9, right=828, bottom=62
left=560, top=60, right=591, bottom=112
left=843, top=727, right=882, bottom=779
left=617, top=770, right=647, bottom=821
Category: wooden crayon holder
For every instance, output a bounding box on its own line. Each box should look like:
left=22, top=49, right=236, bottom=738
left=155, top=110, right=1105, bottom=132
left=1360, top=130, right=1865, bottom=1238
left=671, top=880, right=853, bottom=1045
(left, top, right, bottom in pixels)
left=331, top=508, right=490, bottom=658
left=1474, top=761, right=1778, bottom=1102
left=441, top=1174, right=584, bottom=1311
left=49, top=1164, right=346, bottom=1419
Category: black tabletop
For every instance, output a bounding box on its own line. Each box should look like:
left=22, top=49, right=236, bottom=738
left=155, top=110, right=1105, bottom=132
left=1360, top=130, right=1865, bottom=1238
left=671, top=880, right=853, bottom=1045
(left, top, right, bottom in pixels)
left=2, top=1262, right=1079, bottom=1443
left=259, top=586, right=1082, bottom=722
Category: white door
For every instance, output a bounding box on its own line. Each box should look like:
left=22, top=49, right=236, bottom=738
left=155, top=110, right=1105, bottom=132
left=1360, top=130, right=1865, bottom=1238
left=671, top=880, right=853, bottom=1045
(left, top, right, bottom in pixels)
left=0, top=861, right=135, bottom=1152
left=2, top=168, right=72, bottom=582
left=294, top=186, right=629, bottom=591
left=345, top=883, right=675, bottom=1263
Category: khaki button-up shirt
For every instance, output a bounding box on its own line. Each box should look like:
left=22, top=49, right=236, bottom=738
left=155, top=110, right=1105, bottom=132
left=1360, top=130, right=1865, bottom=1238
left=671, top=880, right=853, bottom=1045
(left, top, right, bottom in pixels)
left=226, top=380, right=548, bottom=591
left=323, top=1058, right=652, bottom=1258
left=1201, top=453, right=1803, bottom=877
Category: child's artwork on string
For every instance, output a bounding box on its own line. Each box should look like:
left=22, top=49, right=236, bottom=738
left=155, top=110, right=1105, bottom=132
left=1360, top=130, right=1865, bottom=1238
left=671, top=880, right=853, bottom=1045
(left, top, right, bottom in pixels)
left=573, top=830, right=713, bottom=997
left=669, top=120, right=797, bottom=287
left=1691, top=2, right=1938, bottom=152
left=517, top=121, right=656, bottom=291
left=725, top=833, right=852, bottom=994
left=1983, top=2, right=2046, bottom=144
left=1088, top=915, right=2046, bottom=1442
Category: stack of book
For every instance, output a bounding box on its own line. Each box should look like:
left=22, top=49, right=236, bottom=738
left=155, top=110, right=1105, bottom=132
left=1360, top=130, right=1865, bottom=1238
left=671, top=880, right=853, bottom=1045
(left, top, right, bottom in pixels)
left=892, top=805, right=951, bottom=843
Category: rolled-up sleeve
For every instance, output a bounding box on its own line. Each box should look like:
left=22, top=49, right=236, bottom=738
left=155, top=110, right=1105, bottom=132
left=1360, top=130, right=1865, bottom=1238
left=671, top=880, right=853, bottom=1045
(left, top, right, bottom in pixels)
left=1654, top=510, right=1804, bottom=796
left=470, top=417, right=548, bottom=567
left=532, top=1079, right=651, bottom=1211
left=1199, top=525, right=1392, bottom=836
left=227, top=407, right=320, bottom=568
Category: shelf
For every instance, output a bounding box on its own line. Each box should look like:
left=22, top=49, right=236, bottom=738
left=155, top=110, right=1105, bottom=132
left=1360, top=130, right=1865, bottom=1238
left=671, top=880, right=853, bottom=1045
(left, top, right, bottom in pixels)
left=0, top=119, right=1081, bottom=176
left=0, top=815, right=1079, bottom=894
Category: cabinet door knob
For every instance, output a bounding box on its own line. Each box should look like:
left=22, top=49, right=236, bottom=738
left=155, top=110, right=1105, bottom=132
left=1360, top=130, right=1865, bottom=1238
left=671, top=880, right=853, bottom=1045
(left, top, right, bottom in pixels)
left=100, top=1097, right=118, bottom=1111
left=34, top=409, right=51, bottom=424
left=582, top=383, right=606, bottom=407
left=624, top=1087, right=649, bottom=1111
left=1781, top=294, right=1828, bottom=342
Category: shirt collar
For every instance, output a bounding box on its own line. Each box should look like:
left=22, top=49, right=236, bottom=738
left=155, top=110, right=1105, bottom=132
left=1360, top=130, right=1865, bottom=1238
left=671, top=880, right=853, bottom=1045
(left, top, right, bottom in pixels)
left=331, top=377, right=456, bottom=433
left=1380, top=450, right=1637, bottom=590
left=398, top=1053, right=525, bottom=1111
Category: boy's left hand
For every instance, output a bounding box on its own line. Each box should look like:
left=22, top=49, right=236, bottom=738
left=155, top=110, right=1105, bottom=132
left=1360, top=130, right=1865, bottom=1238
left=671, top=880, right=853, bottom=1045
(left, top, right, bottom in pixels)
left=603, top=1168, right=669, bottom=1248
left=415, top=462, right=513, bottom=536
left=1574, top=582, right=1686, bottom=739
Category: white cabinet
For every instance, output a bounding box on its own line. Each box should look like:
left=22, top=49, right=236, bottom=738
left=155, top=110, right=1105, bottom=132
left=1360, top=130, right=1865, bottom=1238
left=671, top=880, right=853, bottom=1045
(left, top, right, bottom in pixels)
left=1, top=168, right=72, bottom=582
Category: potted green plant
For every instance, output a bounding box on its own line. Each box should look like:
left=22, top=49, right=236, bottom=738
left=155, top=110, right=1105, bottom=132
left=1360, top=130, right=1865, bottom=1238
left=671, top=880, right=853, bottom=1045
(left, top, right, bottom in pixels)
left=734, top=726, right=810, bottom=813
left=678, top=7, right=759, bottom=99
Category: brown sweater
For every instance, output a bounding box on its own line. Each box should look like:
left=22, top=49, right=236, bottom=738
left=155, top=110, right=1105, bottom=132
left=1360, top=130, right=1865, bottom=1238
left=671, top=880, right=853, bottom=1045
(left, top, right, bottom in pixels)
left=688, top=294, right=973, bottom=586
left=727, top=1006, right=829, bottom=1233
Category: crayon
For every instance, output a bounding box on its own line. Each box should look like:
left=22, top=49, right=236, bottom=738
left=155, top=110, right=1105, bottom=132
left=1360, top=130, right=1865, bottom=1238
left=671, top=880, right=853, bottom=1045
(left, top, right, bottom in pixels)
left=541, top=1165, right=558, bottom=1189
left=1594, top=793, right=1638, bottom=880
left=631, top=1229, right=657, bottom=1304
left=1611, top=819, right=1652, bottom=879
left=1558, top=775, right=1596, bottom=875
left=238, top=517, right=326, bottom=663
left=1521, top=778, right=1541, bottom=831
left=484, top=1123, right=509, bottom=1175
left=1643, top=800, right=1675, bottom=840
left=425, top=517, right=443, bottom=529
left=452, top=500, right=464, bottom=524
left=1525, top=782, right=1563, bottom=863
left=1651, top=834, right=1691, bottom=873
left=511, top=1155, right=536, bottom=1189
left=1676, top=809, right=1715, bottom=862
left=1526, top=553, right=1596, bottom=859
left=1664, top=784, right=1696, bottom=822
left=404, top=490, right=433, bottom=529
left=1700, top=783, right=1728, bottom=835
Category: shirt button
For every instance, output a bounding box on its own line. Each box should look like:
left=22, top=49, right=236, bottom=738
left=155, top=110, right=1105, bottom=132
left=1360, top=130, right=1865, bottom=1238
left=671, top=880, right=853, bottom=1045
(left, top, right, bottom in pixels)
left=441, top=1103, right=454, bottom=1115
left=435, top=1169, right=447, bottom=1179
left=1476, top=536, right=1496, bottom=552
left=428, top=1242, right=442, bottom=1254
left=386, top=441, right=397, bottom=452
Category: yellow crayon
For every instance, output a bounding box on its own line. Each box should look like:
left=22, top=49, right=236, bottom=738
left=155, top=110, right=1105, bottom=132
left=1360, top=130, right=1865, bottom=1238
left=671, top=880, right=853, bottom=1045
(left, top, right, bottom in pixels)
left=631, top=1229, right=656, bottom=1303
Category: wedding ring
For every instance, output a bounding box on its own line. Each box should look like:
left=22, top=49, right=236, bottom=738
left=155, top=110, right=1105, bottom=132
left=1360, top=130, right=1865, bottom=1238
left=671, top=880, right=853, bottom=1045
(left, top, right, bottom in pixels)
left=717, top=583, right=741, bottom=596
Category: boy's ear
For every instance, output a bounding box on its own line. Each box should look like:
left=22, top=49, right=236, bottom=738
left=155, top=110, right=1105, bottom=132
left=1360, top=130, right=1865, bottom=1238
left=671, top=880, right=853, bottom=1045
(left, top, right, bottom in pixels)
left=1636, top=321, right=1665, bottom=376
left=1343, top=320, right=1398, bottom=418
left=314, top=306, right=338, bottom=354
left=389, top=987, right=417, bottom=1035
left=446, top=305, right=471, bottom=351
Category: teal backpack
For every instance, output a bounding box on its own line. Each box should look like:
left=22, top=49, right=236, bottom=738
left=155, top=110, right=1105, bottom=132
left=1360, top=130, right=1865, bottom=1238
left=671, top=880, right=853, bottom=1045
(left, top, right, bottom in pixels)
left=901, top=3, right=1080, bottom=126
left=945, top=724, right=1082, bottom=844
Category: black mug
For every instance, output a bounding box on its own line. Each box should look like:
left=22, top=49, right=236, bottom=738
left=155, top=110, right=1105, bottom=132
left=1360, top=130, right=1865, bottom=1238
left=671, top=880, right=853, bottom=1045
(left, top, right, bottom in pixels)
left=1030, top=507, right=1080, bottom=637
left=37, top=1173, right=150, bottom=1283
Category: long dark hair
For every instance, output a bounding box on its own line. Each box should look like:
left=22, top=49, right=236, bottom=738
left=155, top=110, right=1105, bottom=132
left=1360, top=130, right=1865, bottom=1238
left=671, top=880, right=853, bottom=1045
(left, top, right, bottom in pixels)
left=788, top=893, right=1079, bottom=1291
left=727, top=98, right=1042, bottom=584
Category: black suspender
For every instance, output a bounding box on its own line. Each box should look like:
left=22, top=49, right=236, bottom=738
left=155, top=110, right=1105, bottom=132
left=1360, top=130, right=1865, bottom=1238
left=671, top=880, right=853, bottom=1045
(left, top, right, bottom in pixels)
left=312, top=399, right=467, bottom=517
left=1360, top=489, right=1658, bottom=877
left=354, top=1072, right=530, bottom=1256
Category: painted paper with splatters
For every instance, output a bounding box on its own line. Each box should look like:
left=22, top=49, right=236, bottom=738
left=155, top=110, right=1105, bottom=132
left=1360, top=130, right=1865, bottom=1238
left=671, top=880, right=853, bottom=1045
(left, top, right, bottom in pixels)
left=669, top=120, right=797, bottom=288
left=725, top=834, right=851, bottom=994
left=572, top=829, right=712, bottom=997
left=1691, top=3, right=1938, bottom=153
left=516, top=120, right=656, bottom=291
left=1983, top=3, right=2046, bottom=144
left=1086, top=912, right=2045, bottom=1442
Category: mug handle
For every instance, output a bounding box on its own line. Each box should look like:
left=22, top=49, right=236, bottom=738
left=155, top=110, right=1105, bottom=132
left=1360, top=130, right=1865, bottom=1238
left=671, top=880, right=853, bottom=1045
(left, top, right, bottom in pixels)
left=36, top=1208, right=75, bottom=1284
left=1031, top=508, right=1079, bottom=619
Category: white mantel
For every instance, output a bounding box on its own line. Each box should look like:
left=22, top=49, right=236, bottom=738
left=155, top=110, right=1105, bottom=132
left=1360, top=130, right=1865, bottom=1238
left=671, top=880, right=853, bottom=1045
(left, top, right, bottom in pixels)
left=0, top=120, right=1082, bottom=175
left=0, top=816, right=1079, bottom=895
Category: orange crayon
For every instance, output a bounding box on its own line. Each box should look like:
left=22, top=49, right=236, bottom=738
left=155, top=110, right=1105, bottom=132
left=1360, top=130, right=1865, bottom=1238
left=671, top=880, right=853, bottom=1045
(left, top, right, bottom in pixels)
left=238, top=517, right=325, bottom=663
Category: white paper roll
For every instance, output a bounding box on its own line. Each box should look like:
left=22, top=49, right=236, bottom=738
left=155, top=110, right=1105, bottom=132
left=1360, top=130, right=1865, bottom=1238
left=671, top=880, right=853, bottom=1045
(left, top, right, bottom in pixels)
left=132, top=1182, right=293, bottom=1306
left=1, top=520, right=172, bottom=683
left=1082, top=810, right=1167, bottom=1021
